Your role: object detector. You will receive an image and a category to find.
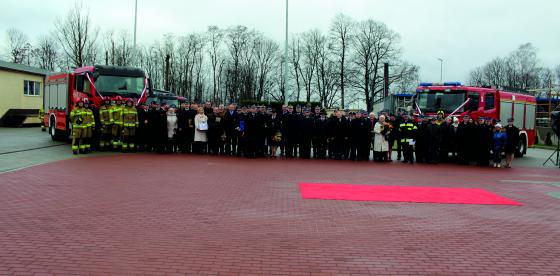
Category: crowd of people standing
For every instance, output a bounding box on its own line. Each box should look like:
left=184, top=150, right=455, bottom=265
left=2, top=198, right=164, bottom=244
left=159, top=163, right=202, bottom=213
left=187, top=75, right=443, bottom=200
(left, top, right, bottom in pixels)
left=74, top=99, right=521, bottom=168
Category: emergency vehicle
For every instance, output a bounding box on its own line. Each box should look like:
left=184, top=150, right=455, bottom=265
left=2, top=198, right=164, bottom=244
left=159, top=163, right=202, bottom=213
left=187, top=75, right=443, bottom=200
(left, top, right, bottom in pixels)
left=413, top=82, right=536, bottom=156
left=43, top=65, right=152, bottom=141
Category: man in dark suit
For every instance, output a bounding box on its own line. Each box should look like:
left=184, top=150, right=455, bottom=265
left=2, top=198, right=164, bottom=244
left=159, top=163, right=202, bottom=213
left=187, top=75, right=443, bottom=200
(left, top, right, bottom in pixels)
left=223, top=103, right=239, bottom=156
left=328, top=110, right=349, bottom=160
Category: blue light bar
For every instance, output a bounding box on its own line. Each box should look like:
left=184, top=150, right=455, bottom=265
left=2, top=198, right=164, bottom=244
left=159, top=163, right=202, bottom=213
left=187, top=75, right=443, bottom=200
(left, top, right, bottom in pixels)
left=443, top=82, right=462, bottom=86
left=419, top=82, right=433, bottom=86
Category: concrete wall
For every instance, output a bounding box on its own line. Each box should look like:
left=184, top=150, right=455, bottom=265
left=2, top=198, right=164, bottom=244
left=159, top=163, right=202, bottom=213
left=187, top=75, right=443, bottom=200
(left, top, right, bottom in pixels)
left=0, top=69, right=44, bottom=121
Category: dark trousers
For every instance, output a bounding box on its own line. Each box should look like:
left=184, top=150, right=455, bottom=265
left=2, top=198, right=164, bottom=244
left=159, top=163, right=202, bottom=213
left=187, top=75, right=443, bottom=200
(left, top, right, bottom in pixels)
left=402, top=144, right=414, bottom=163
left=314, top=139, right=327, bottom=159
left=299, top=138, right=312, bottom=159
left=285, top=135, right=296, bottom=157
left=477, top=149, right=490, bottom=166
left=225, top=131, right=237, bottom=155
left=332, top=138, right=346, bottom=160
left=493, top=149, right=502, bottom=164
left=396, top=139, right=403, bottom=159
left=193, top=141, right=207, bottom=154
left=358, top=140, right=370, bottom=161
left=349, top=139, right=359, bottom=161
left=374, top=151, right=387, bottom=162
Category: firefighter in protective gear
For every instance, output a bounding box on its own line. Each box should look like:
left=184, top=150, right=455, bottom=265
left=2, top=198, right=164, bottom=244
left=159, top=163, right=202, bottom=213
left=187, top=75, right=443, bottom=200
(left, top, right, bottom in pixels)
left=436, top=110, right=445, bottom=126
left=82, top=98, right=95, bottom=152
left=70, top=99, right=86, bottom=154
left=99, top=97, right=114, bottom=150
left=399, top=113, right=418, bottom=164
left=111, top=96, right=124, bottom=150
left=121, top=98, right=139, bottom=152
left=39, top=107, right=46, bottom=131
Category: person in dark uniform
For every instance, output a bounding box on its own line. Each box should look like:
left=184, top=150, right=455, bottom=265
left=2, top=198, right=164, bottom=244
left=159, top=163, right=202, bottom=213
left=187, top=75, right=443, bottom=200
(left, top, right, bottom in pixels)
left=156, top=104, right=168, bottom=153
left=357, top=111, right=373, bottom=161
left=475, top=117, right=492, bottom=166
left=206, top=107, right=219, bottom=155
left=456, top=115, right=472, bottom=164
left=426, top=116, right=442, bottom=164
left=256, top=106, right=269, bottom=157
left=395, top=110, right=405, bottom=160
left=328, top=110, right=349, bottom=160
left=414, top=115, right=428, bottom=163
left=299, top=108, right=314, bottom=159
left=399, top=113, right=417, bottom=164
left=504, top=118, right=520, bottom=168
left=146, top=101, right=159, bottom=152
left=203, top=101, right=213, bottom=115
left=387, top=114, right=398, bottom=161
left=136, top=103, right=149, bottom=151
left=348, top=112, right=359, bottom=161
left=269, top=109, right=283, bottom=157
left=185, top=103, right=198, bottom=153
left=176, top=102, right=190, bottom=153
left=244, top=106, right=259, bottom=158
left=236, top=106, right=248, bottom=157
left=313, top=111, right=328, bottom=159
left=223, top=103, right=239, bottom=156
left=283, top=105, right=298, bottom=158
left=439, top=117, right=455, bottom=163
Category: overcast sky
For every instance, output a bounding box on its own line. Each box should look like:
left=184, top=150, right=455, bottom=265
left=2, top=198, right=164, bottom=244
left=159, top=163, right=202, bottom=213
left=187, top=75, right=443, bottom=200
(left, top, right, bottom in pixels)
left=1, top=0, right=559, bottom=84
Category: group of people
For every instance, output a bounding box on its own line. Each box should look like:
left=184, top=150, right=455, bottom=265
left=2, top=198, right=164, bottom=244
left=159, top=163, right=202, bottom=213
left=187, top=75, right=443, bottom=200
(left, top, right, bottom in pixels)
left=70, top=98, right=521, bottom=168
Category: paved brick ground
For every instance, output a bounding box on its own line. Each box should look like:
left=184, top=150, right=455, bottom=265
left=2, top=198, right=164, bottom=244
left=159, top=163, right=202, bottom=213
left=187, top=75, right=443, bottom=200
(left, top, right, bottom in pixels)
left=1, top=154, right=559, bottom=275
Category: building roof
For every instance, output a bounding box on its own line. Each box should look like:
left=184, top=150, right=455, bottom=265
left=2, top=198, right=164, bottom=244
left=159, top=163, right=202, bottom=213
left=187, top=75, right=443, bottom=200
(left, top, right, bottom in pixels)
left=0, top=60, right=51, bottom=76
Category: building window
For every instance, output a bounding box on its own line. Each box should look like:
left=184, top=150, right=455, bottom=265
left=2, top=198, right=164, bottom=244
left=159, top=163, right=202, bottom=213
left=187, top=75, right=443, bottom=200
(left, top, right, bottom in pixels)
left=24, top=80, right=41, bottom=96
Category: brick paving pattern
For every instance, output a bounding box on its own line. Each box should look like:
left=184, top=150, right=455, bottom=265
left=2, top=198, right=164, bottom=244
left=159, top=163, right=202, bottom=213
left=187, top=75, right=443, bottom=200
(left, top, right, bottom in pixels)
left=0, top=154, right=559, bottom=275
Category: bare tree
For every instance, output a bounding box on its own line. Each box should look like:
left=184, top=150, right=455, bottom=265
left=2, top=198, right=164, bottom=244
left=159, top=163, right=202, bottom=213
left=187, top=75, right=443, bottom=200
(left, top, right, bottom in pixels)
left=6, top=28, right=29, bottom=64
left=55, top=2, right=99, bottom=68
left=468, top=43, right=543, bottom=91
left=207, top=26, right=224, bottom=102
left=329, top=13, right=354, bottom=108
left=301, top=30, right=319, bottom=103
left=225, top=25, right=252, bottom=101
left=469, top=67, right=485, bottom=86
left=254, top=36, right=279, bottom=101
left=483, top=57, right=507, bottom=87
left=32, top=35, right=58, bottom=71
left=353, top=19, right=401, bottom=111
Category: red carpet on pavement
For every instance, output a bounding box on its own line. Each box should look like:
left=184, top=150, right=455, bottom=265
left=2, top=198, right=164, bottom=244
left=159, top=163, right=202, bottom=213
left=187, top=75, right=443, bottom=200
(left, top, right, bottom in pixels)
left=299, top=183, right=522, bottom=206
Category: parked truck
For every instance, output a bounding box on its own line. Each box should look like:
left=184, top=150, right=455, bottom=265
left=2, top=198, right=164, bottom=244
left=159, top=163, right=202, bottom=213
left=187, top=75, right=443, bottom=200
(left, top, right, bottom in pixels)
left=413, top=82, right=536, bottom=156
left=43, top=65, right=152, bottom=141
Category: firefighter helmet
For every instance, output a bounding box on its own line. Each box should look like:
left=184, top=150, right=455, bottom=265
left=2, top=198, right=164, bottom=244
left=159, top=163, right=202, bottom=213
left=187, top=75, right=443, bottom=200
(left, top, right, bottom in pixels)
left=437, top=110, right=445, bottom=116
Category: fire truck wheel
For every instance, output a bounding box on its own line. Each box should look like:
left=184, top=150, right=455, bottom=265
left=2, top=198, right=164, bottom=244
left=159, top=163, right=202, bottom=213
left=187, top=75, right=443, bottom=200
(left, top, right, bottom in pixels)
left=515, top=135, right=527, bottom=157
left=50, top=118, right=66, bottom=142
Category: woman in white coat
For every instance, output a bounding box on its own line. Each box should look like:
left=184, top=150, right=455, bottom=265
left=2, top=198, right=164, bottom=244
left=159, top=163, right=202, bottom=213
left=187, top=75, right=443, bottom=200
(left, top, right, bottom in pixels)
left=166, top=107, right=178, bottom=153
left=373, top=115, right=390, bottom=162
left=193, top=106, right=208, bottom=154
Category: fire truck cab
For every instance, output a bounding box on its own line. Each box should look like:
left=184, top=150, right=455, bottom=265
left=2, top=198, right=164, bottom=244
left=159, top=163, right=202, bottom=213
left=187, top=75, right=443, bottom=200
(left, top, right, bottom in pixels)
left=414, top=82, right=536, bottom=156
left=44, top=65, right=152, bottom=141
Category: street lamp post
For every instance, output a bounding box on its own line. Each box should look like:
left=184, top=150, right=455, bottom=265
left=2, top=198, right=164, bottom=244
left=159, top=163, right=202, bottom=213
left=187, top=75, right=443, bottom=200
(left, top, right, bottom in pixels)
left=283, top=0, right=289, bottom=105
left=437, top=58, right=443, bottom=83
left=134, top=0, right=138, bottom=47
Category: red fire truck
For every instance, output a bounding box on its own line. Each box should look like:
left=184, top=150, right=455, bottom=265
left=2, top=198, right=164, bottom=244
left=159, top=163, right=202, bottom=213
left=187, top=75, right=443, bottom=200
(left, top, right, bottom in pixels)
left=43, top=65, right=152, bottom=141
left=413, top=82, right=536, bottom=156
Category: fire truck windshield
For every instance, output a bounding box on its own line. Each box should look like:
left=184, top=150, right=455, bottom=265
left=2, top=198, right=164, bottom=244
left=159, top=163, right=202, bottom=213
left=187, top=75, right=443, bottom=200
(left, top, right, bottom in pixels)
left=417, top=91, right=466, bottom=113
left=95, top=75, right=145, bottom=97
